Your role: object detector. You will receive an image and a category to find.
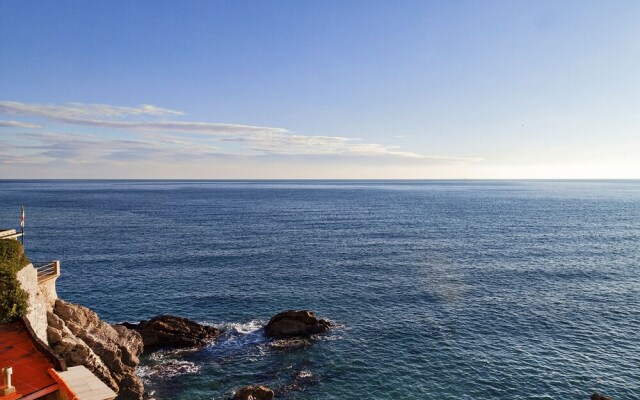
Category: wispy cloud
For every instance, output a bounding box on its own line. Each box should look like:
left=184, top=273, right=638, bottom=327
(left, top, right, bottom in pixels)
left=0, top=120, right=42, bottom=129
left=49, top=118, right=289, bottom=136
left=0, top=101, right=288, bottom=136
left=0, top=153, right=31, bottom=164
left=0, top=101, right=183, bottom=119
left=222, top=131, right=479, bottom=161
left=5, top=132, right=221, bottom=164
left=0, top=100, right=481, bottom=164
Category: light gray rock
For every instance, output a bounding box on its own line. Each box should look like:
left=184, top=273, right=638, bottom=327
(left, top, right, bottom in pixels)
left=47, top=299, right=144, bottom=400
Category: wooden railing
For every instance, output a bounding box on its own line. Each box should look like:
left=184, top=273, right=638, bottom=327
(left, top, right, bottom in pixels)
left=33, top=261, right=60, bottom=282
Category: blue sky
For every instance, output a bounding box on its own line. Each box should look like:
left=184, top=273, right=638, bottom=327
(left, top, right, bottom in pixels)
left=0, top=0, right=638, bottom=178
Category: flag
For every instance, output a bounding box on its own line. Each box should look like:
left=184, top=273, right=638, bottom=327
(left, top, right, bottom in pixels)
left=20, top=206, right=24, bottom=228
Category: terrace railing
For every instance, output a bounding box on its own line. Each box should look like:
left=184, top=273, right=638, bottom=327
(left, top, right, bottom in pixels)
left=33, top=261, right=60, bottom=283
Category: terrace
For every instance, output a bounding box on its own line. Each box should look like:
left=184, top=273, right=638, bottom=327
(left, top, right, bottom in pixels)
left=33, top=261, right=61, bottom=284
left=0, top=230, right=22, bottom=241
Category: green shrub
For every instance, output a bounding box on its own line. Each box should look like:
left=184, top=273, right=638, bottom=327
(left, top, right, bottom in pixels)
left=0, top=239, right=30, bottom=274
left=0, top=269, right=29, bottom=323
left=0, top=240, right=30, bottom=323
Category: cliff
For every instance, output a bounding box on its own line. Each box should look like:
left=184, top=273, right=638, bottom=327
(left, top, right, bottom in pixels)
left=13, top=255, right=145, bottom=399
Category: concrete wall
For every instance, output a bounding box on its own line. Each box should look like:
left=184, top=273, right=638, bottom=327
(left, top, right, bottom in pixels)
left=16, top=263, right=58, bottom=344
left=40, top=273, right=59, bottom=304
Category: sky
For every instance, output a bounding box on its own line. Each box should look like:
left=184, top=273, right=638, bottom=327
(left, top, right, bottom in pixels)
left=0, top=0, right=638, bottom=179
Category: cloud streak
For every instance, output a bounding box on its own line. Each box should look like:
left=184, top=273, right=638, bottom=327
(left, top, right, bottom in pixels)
left=221, top=132, right=480, bottom=161
left=1, top=132, right=222, bottom=164
left=0, top=120, right=42, bottom=129
left=0, top=101, right=183, bottom=119
left=51, top=117, right=289, bottom=136
left=0, top=101, right=289, bottom=136
left=0, top=100, right=481, bottom=164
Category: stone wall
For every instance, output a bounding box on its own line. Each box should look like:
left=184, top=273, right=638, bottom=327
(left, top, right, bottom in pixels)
left=16, top=263, right=58, bottom=343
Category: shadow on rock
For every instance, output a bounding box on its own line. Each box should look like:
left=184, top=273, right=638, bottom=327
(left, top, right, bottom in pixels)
left=118, top=315, right=221, bottom=350
left=264, top=310, right=331, bottom=339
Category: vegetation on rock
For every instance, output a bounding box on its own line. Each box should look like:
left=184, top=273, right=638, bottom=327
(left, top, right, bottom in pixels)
left=0, top=240, right=29, bottom=323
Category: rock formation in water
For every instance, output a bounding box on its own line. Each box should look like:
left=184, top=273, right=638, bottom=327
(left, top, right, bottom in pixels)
left=47, top=299, right=144, bottom=400
left=264, top=310, right=331, bottom=338
left=233, top=385, right=275, bottom=400
left=591, top=393, right=613, bottom=400
left=118, top=314, right=221, bottom=349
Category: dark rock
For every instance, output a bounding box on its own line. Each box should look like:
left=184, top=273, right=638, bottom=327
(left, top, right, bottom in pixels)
left=118, top=315, right=221, bottom=349
left=264, top=310, right=331, bottom=339
left=233, top=385, right=275, bottom=400
left=592, top=393, right=613, bottom=400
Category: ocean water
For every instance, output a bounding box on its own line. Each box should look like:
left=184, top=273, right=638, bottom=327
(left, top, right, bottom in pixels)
left=1, top=180, right=639, bottom=399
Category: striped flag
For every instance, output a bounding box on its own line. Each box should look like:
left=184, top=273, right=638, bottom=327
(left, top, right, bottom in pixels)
left=20, top=206, right=24, bottom=228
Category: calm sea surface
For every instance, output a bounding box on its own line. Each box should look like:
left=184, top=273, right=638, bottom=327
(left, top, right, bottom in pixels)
left=1, top=180, right=639, bottom=399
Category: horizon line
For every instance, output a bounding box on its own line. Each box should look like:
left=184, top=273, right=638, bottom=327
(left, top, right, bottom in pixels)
left=1, top=178, right=639, bottom=182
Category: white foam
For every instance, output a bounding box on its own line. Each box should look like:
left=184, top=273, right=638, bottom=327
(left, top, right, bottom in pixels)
left=137, top=359, right=201, bottom=380
left=217, top=319, right=263, bottom=335
left=231, top=320, right=263, bottom=334
left=296, top=370, right=314, bottom=379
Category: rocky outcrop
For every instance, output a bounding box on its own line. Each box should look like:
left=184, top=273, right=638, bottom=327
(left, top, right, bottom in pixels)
left=47, top=299, right=144, bottom=400
left=264, top=310, right=331, bottom=339
left=592, top=394, right=613, bottom=400
left=233, top=385, right=275, bottom=400
left=119, top=315, right=221, bottom=349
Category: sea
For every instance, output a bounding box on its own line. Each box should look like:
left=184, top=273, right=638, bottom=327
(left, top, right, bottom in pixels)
left=0, top=180, right=638, bottom=399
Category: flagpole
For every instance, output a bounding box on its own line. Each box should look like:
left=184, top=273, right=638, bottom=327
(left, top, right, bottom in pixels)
left=20, top=206, right=24, bottom=246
